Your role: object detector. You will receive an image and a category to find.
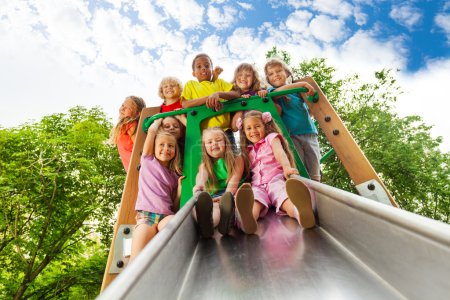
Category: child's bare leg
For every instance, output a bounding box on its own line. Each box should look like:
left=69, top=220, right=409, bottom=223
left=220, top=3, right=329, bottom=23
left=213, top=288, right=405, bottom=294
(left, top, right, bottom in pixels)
left=212, top=202, right=220, bottom=228
left=157, top=215, right=173, bottom=231
left=130, top=223, right=157, bottom=261
left=285, top=178, right=316, bottom=229
left=280, top=199, right=297, bottom=219
left=252, top=201, right=264, bottom=221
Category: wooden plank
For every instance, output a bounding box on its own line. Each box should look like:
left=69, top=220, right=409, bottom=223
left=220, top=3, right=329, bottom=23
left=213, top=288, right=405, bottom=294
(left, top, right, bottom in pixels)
left=301, top=76, right=397, bottom=207
left=101, top=107, right=160, bottom=291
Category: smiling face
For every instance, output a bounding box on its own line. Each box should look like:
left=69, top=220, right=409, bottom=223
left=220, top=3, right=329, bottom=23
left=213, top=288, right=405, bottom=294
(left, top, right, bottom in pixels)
left=266, top=64, right=287, bottom=88
left=162, top=82, right=181, bottom=103
left=244, top=116, right=266, bottom=144
left=202, top=130, right=226, bottom=159
left=154, top=133, right=177, bottom=166
left=192, top=55, right=213, bottom=82
left=236, top=69, right=254, bottom=93
left=161, top=117, right=181, bottom=139
left=119, top=98, right=137, bottom=119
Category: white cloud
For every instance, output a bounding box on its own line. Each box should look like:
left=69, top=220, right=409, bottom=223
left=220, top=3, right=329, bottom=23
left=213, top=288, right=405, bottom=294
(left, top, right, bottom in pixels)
left=207, top=5, right=239, bottom=29
left=133, top=0, right=165, bottom=27
left=390, top=4, right=422, bottom=30
left=397, top=58, right=450, bottom=151
left=285, top=0, right=310, bottom=9
left=435, top=13, right=450, bottom=44
left=309, top=15, right=347, bottom=43
left=312, top=0, right=353, bottom=19
left=328, top=30, right=407, bottom=80
left=155, top=0, right=204, bottom=30
left=237, top=2, right=254, bottom=10
left=285, top=10, right=313, bottom=33
left=227, top=27, right=266, bottom=59
left=353, top=6, right=368, bottom=26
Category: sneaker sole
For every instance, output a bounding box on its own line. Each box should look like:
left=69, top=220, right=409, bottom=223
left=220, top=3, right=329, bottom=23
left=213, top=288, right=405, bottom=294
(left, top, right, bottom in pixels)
left=195, top=192, right=214, bottom=238
left=218, top=192, right=235, bottom=235
left=286, top=178, right=316, bottom=229
left=235, top=183, right=257, bottom=234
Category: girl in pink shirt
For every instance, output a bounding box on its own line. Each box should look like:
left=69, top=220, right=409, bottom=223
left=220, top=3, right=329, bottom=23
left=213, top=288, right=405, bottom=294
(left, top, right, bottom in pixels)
left=109, top=96, right=146, bottom=172
left=130, top=118, right=183, bottom=261
left=235, top=110, right=316, bottom=234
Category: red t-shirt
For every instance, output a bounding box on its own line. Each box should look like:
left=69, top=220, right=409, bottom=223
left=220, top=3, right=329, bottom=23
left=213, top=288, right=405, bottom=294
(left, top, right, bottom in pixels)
left=160, top=100, right=182, bottom=112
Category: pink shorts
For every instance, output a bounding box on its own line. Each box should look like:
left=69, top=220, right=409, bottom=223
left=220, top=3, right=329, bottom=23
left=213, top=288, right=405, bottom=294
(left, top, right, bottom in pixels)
left=252, top=173, right=288, bottom=217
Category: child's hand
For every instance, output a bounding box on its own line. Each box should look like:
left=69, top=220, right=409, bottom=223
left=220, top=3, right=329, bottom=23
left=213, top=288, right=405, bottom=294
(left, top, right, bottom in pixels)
left=304, top=83, right=316, bottom=97
left=241, top=94, right=251, bottom=99
left=178, top=176, right=185, bottom=186
left=149, top=118, right=162, bottom=131
left=193, top=184, right=204, bottom=193
left=206, top=93, right=223, bottom=111
left=214, top=66, right=223, bottom=77
left=283, top=167, right=299, bottom=179
left=257, top=90, right=268, bottom=98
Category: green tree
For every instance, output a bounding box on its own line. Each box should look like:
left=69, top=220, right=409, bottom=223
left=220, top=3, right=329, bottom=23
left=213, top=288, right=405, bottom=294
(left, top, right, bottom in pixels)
left=267, top=48, right=449, bottom=223
left=0, top=107, right=125, bottom=299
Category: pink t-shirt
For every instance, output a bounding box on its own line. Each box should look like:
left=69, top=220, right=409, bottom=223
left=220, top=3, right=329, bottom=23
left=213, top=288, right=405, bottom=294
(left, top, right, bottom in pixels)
left=117, top=122, right=136, bottom=173
left=135, top=155, right=179, bottom=215
left=248, top=132, right=284, bottom=185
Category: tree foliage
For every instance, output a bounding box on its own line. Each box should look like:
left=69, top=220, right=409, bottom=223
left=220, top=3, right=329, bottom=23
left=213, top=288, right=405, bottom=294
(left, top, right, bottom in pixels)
left=0, top=107, right=125, bottom=299
left=267, top=47, right=449, bottom=223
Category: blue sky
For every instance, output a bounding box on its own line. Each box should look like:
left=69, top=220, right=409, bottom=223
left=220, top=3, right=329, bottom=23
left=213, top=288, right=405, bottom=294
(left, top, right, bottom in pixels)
left=1, top=0, right=449, bottom=150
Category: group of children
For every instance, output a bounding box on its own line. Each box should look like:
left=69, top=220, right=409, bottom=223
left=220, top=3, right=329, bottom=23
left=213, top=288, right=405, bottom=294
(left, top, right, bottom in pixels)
left=109, top=53, right=322, bottom=260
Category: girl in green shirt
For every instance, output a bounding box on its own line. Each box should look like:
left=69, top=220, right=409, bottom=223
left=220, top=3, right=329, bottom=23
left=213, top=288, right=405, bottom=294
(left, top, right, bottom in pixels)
left=193, top=127, right=245, bottom=238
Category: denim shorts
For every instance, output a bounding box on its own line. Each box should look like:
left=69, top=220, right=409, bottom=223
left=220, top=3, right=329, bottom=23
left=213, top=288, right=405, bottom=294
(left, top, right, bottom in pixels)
left=135, top=210, right=166, bottom=227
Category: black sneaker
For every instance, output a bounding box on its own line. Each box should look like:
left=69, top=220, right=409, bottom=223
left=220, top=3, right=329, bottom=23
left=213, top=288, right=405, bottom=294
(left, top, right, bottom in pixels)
left=218, top=192, right=235, bottom=235
left=195, top=192, right=214, bottom=238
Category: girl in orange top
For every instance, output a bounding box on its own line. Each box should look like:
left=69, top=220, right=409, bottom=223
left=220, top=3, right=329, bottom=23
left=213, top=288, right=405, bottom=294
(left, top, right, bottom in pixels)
left=109, top=96, right=146, bottom=172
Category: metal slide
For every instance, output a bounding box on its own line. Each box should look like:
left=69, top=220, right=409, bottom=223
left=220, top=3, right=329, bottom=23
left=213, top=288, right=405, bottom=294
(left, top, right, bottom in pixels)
left=98, top=178, right=450, bottom=300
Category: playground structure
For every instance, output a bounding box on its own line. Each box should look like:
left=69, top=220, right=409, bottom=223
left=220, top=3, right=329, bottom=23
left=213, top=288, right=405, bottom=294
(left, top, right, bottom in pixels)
left=100, top=77, right=450, bottom=299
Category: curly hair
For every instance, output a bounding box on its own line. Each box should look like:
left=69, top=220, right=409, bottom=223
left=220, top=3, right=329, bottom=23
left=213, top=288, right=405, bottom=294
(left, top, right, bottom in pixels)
left=158, top=76, right=183, bottom=100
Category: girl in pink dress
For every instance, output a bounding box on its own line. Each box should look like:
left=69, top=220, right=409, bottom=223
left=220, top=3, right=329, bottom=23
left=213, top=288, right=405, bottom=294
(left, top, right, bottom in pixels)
left=109, top=96, right=146, bottom=172
left=235, top=110, right=316, bottom=234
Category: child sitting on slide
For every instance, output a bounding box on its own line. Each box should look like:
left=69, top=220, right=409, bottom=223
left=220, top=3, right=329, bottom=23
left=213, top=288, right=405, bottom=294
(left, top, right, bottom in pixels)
left=235, top=110, right=316, bottom=234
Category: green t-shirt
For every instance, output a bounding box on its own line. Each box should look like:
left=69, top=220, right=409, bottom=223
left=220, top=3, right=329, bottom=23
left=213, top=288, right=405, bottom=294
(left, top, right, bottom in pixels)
left=208, top=158, right=228, bottom=195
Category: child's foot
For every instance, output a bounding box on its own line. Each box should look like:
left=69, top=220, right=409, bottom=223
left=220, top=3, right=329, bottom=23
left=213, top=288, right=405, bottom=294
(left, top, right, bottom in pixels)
left=218, top=192, right=235, bottom=236
left=286, top=178, right=316, bottom=229
left=235, top=183, right=257, bottom=234
left=195, top=192, right=214, bottom=238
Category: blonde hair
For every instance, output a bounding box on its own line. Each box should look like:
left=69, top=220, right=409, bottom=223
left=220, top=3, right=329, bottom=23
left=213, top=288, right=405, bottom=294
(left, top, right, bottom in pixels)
left=201, top=127, right=236, bottom=193
left=155, top=131, right=182, bottom=175
left=231, top=63, right=266, bottom=95
left=109, top=96, right=146, bottom=145
left=158, top=76, right=183, bottom=99
left=264, top=57, right=293, bottom=86
left=239, top=110, right=295, bottom=171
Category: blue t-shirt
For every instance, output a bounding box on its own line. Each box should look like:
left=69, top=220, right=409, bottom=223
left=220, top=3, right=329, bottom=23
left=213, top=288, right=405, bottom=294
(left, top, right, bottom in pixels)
left=268, top=87, right=317, bottom=135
